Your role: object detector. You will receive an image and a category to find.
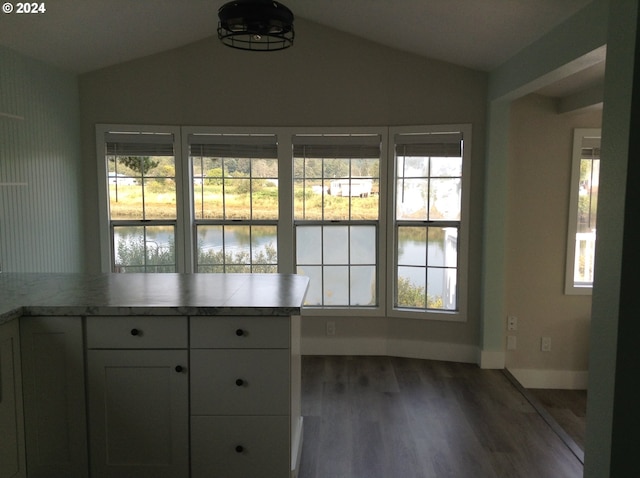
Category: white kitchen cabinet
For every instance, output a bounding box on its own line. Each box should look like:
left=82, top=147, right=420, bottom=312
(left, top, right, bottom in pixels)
left=191, top=349, right=290, bottom=416
left=20, top=316, right=88, bottom=478
left=86, top=317, right=188, bottom=478
left=0, top=320, right=26, bottom=478
left=191, top=416, right=290, bottom=478
left=190, top=315, right=301, bottom=478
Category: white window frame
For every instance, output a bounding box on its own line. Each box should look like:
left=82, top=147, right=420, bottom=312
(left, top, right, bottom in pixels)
left=96, top=124, right=471, bottom=322
left=565, top=128, right=601, bottom=295
left=387, top=124, right=471, bottom=322
left=184, top=127, right=281, bottom=274
left=96, top=124, right=187, bottom=273
left=291, top=127, right=387, bottom=316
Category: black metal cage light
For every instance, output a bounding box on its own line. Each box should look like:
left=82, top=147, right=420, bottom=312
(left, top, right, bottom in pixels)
left=218, top=0, right=295, bottom=51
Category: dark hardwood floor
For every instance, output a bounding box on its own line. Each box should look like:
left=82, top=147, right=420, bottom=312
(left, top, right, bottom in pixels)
left=298, top=356, right=583, bottom=478
left=528, top=388, right=587, bottom=451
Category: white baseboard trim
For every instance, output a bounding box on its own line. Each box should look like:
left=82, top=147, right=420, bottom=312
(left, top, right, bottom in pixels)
left=479, top=350, right=506, bottom=369
left=301, top=336, right=388, bottom=356
left=508, top=368, right=588, bottom=389
left=386, top=338, right=478, bottom=363
left=301, top=336, right=479, bottom=364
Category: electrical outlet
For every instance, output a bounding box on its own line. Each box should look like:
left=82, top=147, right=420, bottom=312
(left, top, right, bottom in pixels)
left=326, top=321, right=336, bottom=336
left=541, top=337, right=551, bottom=352
left=507, top=316, right=518, bottom=331
left=507, top=335, right=517, bottom=350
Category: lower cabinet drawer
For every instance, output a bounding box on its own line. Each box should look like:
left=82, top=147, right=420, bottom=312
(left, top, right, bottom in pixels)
left=191, top=416, right=290, bottom=478
left=191, top=349, right=290, bottom=415
left=86, top=316, right=187, bottom=349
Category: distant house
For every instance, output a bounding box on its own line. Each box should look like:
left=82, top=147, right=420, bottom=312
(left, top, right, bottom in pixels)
left=328, top=178, right=373, bottom=197
left=108, top=173, right=137, bottom=186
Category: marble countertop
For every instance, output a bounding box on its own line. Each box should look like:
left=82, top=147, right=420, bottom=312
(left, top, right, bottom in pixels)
left=0, top=273, right=309, bottom=324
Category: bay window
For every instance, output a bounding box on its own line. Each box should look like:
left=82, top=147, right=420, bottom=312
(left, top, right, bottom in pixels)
left=97, top=124, right=470, bottom=321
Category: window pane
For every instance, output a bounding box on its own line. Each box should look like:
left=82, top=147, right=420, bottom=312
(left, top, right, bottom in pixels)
left=197, top=225, right=223, bottom=269
left=324, top=266, right=349, bottom=305
left=251, top=226, right=278, bottom=269
left=224, top=225, right=251, bottom=266
left=296, top=226, right=322, bottom=264
left=396, top=178, right=428, bottom=220
left=397, top=267, right=426, bottom=308
left=350, top=266, right=376, bottom=306
left=193, top=157, right=223, bottom=220
left=428, top=227, right=458, bottom=268
left=224, top=178, right=251, bottom=220
left=430, top=157, right=462, bottom=177
left=397, top=156, right=428, bottom=177
left=324, top=158, right=350, bottom=178
left=109, top=180, right=143, bottom=220
left=324, top=179, right=348, bottom=220
left=143, top=178, right=176, bottom=219
left=323, top=226, right=348, bottom=264
left=427, top=267, right=456, bottom=310
left=294, top=179, right=323, bottom=220
left=113, top=225, right=175, bottom=273
left=429, top=178, right=461, bottom=220
left=350, top=226, right=376, bottom=264
left=252, top=174, right=278, bottom=221
left=398, top=227, right=427, bottom=267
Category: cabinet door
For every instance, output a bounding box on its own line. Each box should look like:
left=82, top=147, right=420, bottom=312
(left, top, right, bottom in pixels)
left=191, top=416, right=290, bottom=478
left=87, top=350, right=188, bottom=478
left=0, top=320, right=26, bottom=478
left=20, top=316, right=88, bottom=478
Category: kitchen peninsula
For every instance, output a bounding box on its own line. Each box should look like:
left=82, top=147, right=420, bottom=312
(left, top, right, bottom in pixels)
left=0, top=273, right=309, bottom=478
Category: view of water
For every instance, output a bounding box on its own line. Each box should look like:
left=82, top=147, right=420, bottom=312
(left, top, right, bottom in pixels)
left=113, top=226, right=456, bottom=309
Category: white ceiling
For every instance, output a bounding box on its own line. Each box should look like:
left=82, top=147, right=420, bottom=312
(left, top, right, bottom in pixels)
left=0, top=0, right=601, bottom=94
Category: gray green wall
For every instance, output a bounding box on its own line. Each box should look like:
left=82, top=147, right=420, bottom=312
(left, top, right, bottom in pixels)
left=0, top=46, right=83, bottom=272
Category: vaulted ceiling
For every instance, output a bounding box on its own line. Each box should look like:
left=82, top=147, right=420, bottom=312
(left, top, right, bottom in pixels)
left=0, top=0, right=593, bottom=72
left=0, top=0, right=603, bottom=99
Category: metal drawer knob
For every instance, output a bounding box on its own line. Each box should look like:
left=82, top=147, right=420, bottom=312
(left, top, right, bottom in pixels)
left=130, top=328, right=140, bottom=336
left=235, top=445, right=244, bottom=453
left=175, top=365, right=184, bottom=373
left=235, top=328, right=245, bottom=337
left=235, top=378, right=245, bottom=386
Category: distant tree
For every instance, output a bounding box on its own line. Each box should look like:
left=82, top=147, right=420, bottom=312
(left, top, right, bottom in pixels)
left=112, top=156, right=159, bottom=176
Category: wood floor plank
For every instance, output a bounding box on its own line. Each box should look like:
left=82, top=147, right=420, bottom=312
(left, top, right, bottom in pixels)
left=298, top=356, right=583, bottom=478
left=528, top=388, right=587, bottom=450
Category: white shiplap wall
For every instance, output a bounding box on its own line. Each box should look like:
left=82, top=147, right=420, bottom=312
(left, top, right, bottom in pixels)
left=0, top=46, right=83, bottom=272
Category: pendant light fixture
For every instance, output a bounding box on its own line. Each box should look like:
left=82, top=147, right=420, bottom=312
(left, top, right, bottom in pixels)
left=217, top=0, right=295, bottom=51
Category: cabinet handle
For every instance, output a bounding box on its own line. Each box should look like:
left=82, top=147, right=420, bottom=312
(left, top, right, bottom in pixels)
left=235, top=445, right=244, bottom=453
left=130, top=328, right=140, bottom=336
left=175, top=365, right=184, bottom=373
left=235, top=378, right=245, bottom=387
left=235, top=328, right=245, bottom=337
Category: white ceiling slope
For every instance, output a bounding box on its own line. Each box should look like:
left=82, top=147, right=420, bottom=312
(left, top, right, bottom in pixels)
left=0, top=0, right=593, bottom=75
